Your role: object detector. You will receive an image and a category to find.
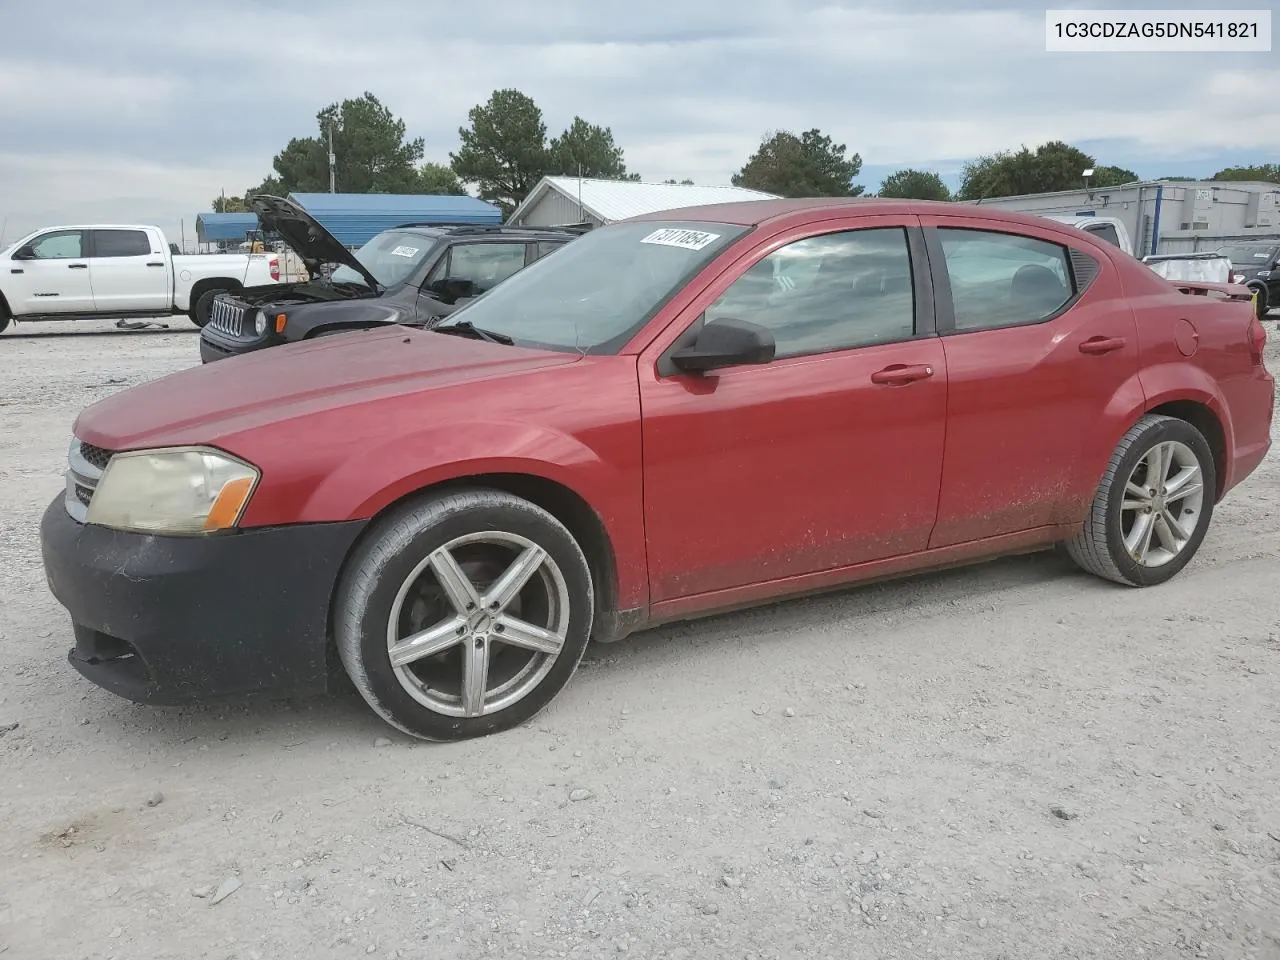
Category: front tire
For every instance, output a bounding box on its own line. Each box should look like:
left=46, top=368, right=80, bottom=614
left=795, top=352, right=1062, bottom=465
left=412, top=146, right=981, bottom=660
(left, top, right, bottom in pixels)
left=190, top=287, right=231, bottom=328
left=1065, top=414, right=1215, bottom=587
left=335, top=489, right=594, bottom=741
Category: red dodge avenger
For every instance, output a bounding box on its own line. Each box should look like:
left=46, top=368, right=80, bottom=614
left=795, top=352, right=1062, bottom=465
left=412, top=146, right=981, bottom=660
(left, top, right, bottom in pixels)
left=40, top=199, right=1274, bottom=740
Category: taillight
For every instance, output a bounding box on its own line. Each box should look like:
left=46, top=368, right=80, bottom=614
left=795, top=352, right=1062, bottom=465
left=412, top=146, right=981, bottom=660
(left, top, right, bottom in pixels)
left=1247, top=314, right=1266, bottom=365
left=269, top=257, right=280, bottom=281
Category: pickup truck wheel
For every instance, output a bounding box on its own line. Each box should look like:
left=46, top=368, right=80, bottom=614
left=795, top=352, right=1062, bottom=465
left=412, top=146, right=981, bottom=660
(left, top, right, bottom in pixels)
left=0, top=315, right=9, bottom=334
left=191, top=287, right=231, bottom=328
left=335, top=489, right=594, bottom=741
left=1064, top=414, right=1215, bottom=587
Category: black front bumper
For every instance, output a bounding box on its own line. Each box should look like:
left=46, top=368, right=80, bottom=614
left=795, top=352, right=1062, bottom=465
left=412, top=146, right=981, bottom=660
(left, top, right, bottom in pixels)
left=199, top=327, right=277, bottom=363
left=40, top=497, right=366, bottom=705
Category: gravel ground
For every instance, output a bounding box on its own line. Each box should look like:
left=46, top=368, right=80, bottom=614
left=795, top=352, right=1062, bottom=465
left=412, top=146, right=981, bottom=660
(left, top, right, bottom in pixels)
left=2, top=318, right=1279, bottom=960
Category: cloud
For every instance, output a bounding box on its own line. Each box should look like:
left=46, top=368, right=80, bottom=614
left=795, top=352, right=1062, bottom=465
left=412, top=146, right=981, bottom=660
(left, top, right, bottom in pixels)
left=0, top=0, right=1275, bottom=244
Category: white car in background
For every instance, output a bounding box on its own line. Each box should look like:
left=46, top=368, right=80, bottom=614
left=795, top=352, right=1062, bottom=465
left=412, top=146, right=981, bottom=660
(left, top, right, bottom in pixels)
left=0, top=224, right=283, bottom=333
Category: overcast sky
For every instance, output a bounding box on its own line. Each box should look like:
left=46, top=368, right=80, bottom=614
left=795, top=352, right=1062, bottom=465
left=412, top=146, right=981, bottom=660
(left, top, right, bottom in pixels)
left=0, top=0, right=1275, bottom=247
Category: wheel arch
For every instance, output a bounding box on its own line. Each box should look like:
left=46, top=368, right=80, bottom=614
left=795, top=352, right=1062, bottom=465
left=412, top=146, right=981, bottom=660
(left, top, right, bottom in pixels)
left=326, top=471, right=626, bottom=663
left=186, top=277, right=244, bottom=314
left=1143, top=397, right=1228, bottom=499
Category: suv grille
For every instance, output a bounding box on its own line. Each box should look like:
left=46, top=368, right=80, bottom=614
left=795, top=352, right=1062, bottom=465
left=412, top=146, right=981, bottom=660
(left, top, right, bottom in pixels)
left=64, top=440, right=113, bottom=522
left=207, top=296, right=251, bottom=337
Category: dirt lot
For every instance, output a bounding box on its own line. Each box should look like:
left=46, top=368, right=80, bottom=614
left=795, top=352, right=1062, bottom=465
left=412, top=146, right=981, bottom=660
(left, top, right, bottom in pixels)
left=2, top=319, right=1279, bottom=960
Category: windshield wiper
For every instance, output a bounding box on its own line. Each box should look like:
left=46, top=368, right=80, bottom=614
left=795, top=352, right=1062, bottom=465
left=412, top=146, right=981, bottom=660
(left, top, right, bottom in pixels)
left=432, top=320, right=514, bottom=345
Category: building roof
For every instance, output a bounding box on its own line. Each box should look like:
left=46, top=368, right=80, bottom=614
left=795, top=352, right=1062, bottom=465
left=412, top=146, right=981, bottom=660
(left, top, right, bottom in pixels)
left=287, top=192, right=504, bottom=246
left=195, top=212, right=260, bottom=244
left=509, top=177, right=780, bottom=225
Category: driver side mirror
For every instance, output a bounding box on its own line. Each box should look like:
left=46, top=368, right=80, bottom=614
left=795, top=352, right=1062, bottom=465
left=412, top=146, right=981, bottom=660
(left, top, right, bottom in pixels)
left=427, top=276, right=478, bottom=303
left=670, top=317, right=775, bottom=374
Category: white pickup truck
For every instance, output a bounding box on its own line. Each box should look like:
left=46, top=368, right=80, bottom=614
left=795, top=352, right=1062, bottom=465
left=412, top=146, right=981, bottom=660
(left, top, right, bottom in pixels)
left=0, top=224, right=283, bottom=333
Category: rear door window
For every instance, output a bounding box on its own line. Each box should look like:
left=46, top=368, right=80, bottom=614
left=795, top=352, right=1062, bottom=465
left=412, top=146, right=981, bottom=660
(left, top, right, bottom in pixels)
left=91, top=229, right=153, bottom=258
left=937, top=228, right=1075, bottom=332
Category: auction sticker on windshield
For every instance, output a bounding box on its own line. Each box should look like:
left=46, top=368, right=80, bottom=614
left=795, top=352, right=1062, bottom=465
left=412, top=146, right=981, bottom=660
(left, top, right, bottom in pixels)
left=390, top=246, right=420, bottom=257
left=641, top=228, right=721, bottom=251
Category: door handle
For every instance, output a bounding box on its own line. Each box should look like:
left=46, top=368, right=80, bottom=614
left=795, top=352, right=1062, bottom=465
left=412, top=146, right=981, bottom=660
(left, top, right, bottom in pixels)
left=1079, top=336, right=1126, bottom=354
left=870, top=363, right=935, bottom=385
left=9, top=268, right=22, bottom=274
left=146, top=262, right=164, bottom=267
left=67, top=263, right=88, bottom=270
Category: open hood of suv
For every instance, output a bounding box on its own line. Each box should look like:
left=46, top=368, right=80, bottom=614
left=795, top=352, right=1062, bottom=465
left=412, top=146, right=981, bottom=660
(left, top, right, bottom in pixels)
left=249, top=195, right=382, bottom=291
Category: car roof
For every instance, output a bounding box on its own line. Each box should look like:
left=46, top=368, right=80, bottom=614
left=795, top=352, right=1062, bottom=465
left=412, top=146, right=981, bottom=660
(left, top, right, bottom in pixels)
left=388, top=223, right=579, bottom=240
left=624, top=197, right=1106, bottom=235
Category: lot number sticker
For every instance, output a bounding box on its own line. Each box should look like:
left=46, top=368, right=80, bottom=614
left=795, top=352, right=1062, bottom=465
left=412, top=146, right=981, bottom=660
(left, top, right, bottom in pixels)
left=390, top=245, right=420, bottom=258
left=640, top=228, right=721, bottom=251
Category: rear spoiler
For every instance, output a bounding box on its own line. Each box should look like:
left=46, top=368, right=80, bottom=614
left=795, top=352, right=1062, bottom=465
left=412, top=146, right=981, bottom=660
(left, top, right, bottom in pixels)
left=1168, top=280, right=1255, bottom=302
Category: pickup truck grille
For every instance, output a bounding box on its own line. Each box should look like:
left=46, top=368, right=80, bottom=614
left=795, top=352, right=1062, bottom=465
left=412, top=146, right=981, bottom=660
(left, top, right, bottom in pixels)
left=208, top=296, right=250, bottom=337
left=65, top=440, right=112, bottom=522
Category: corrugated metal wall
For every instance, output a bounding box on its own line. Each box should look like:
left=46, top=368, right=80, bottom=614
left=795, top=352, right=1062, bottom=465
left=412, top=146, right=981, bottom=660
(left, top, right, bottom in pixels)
left=514, top=190, right=603, bottom=227
left=289, top=193, right=504, bottom=246
left=195, top=212, right=259, bottom=244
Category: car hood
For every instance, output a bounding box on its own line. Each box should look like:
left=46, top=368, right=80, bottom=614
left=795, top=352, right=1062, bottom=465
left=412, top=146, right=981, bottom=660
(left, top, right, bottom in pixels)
left=74, top=327, right=580, bottom=451
left=250, top=194, right=382, bottom=291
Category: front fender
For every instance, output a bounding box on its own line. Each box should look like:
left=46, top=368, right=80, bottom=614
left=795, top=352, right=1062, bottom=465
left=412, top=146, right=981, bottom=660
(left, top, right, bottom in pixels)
left=308, top=421, right=618, bottom=520
left=295, top=419, right=646, bottom=610
left=282, top=300, right=406, bottom=342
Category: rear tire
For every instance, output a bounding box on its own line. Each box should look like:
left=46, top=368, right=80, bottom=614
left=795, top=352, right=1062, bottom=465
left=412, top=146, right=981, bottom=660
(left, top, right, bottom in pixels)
left=1064, top=414, right=1215, bottom=587
left=190, top=287, right=232, bottom=328
left=0, top=315, right=9, bottom=334
left=335, top=489, right=594, bottom=741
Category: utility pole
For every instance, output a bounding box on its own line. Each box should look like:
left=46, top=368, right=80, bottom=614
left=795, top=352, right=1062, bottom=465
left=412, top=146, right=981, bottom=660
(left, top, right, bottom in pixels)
left=328, top=123, right=337, bottom=193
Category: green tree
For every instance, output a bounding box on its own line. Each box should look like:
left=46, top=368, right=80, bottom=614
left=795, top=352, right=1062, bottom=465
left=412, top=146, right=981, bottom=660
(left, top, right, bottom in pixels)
left=248, top=176, right=286, bottom=199
left=876, top=169, right=951, bottom=201
left=731, top=129, right=863, bottom=197
left=250, top=92, right=425, bottom=195
left=662, top=178, right=695, bottom=185
left=1090, top=164, right=1139, bottom=187
left=546, top=117, right=639, bottom=180
left=418, top=161, right=467, bottom=195
left=1211, top=163, right=1280, bottom=184
left=450, top=89, right=550, bottom=215
left=958, top=141, right=1097, bottom=200
left=211, top=195, right=248, bottom=213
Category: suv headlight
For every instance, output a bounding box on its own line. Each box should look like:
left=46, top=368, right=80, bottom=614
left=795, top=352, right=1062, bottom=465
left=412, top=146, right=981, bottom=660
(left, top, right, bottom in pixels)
left=85, top=446, right=259, bottom=535
left=254, top=310, right=268, bottom=336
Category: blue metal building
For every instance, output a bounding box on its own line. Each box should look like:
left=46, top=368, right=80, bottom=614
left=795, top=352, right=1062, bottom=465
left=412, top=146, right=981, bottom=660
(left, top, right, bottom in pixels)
left=288, top=193, right=504, bottom=247
left=195, top=212, right=260, bottom=245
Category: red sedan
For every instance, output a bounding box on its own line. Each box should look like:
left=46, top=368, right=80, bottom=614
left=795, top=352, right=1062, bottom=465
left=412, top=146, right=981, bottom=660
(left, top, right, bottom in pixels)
left=40, top=199, right=1274, bottom=740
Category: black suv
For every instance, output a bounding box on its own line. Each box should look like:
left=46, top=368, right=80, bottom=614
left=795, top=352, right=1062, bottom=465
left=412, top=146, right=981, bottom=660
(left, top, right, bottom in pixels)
left=1218, top=240, right=1279, bottom=317
left=198, top=195, right=584, bottom=363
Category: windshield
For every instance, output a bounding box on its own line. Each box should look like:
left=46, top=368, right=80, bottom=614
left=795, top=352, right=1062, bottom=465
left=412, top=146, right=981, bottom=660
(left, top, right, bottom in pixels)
left=436, top=220, right=749, bottom=353
left=331, top=230, right=438, bottom=287
left=1219, top=243, right=1279, bottom=265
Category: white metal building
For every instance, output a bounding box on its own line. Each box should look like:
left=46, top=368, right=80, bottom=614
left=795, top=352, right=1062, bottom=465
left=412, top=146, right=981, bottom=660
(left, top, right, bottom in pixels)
left=507, top=176, right=779, bottom=228
left=966, top=180, right=1280, bottom=256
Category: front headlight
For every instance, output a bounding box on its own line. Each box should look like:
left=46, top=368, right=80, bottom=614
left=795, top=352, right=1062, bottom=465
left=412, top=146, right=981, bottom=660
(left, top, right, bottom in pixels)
left=254, top=310, right=268, bottom=336
left=85, top=446, right=260, bottom=535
